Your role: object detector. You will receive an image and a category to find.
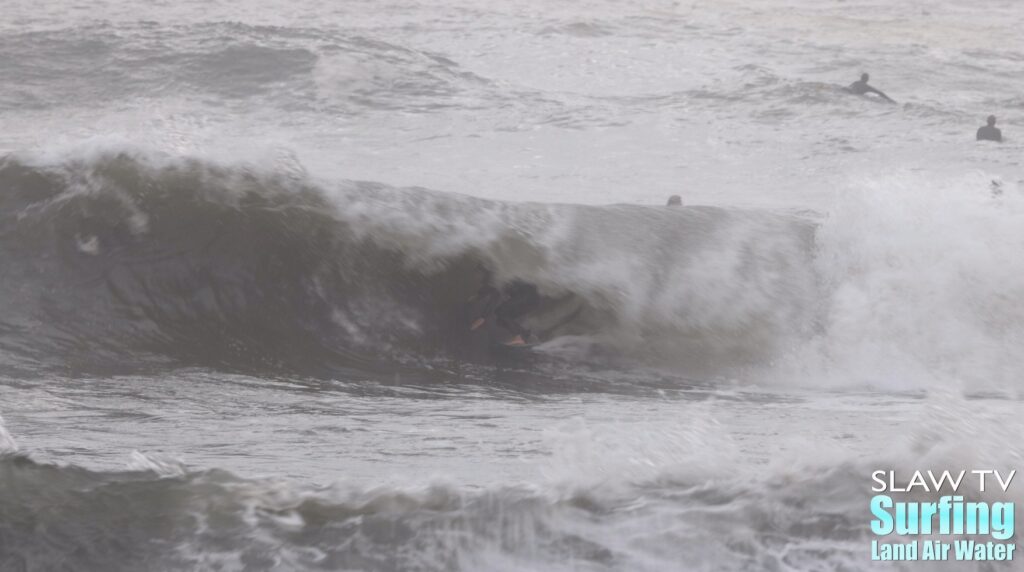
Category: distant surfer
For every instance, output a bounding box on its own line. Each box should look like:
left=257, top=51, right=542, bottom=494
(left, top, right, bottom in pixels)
left=991, top=180, right=1004, bottom=197
left=977, top=115, right=1002, bottom=142
left=666, top=195, right=682, bottom=207
left=469, top=271, right=540, bottom=346
left=848, top=73, right=895, bottom=103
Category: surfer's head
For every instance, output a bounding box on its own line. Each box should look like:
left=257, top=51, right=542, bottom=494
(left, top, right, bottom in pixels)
left=666, top=195, right=682, bottom=207
left=987, top=115, right=997, bottom=126
left=861, top=73, right=869, bottom=83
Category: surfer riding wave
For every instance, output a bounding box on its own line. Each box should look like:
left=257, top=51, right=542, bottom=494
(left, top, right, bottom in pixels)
left=468, top=268, right=541, bottom=347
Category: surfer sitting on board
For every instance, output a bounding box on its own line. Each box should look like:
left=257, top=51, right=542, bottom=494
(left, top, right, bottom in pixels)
left=469, top=272, right=541, bottom=346
left=848, top=73, right=895, bottom=103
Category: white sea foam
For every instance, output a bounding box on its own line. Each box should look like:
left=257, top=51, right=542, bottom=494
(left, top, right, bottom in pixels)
left=0, top=414, right=17, bottom=454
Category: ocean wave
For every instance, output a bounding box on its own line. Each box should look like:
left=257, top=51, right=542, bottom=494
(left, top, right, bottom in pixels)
left=0, top=22, right=489, bottom=113
left=0, top=145, right=817, bottom=378
left=3, top=144, right=1019, bottom=389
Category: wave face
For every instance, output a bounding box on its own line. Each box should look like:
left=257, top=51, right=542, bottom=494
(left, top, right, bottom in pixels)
left=0, top=148, right=818, bottom=376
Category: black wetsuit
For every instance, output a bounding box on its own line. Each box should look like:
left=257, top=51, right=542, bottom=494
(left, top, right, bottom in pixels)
left=494, top=281, right=540, bottom=338
left=849, top=80, right=871, bottom=95
left=470, top=280, right=540, bottom=340
left=977, top=125, right=1002, bottom=142
left=849, top=80, right=893, bottom=102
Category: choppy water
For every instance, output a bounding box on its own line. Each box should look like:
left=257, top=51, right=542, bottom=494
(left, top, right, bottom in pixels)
left=1, top=0, right=1023, bottom=570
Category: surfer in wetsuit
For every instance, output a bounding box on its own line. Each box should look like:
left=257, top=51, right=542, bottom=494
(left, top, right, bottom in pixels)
left=469, top=272, right=540, bottom=346
left=977, top=115, right=1002, bottom=142
left=849, top=73, right=895, bottom=103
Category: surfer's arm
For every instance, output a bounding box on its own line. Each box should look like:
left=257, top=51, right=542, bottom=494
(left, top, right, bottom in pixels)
left=869, top=87, right=895, bottom=103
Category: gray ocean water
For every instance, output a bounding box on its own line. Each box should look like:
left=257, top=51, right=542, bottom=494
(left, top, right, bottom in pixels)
left=1, top=0, right=1024, bottom=570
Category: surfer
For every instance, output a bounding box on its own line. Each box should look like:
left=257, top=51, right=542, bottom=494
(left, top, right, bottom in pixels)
left=991, top=180, right=1004, bottom=197
left=977, top=115, right=1002, bottom=142
left=666, top=195, right=682, bottom=207
left=469, top=273, right=540, bottom=346
left=849, top=73, right=895, bottom=103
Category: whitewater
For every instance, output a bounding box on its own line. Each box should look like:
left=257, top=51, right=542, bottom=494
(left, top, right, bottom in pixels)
left=1, top=0, right=1023, bottom=570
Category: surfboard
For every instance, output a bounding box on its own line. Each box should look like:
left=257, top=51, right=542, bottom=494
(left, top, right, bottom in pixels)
left=492, top=341, right=540, bottom=352
left=490, top=332, right=542, bottom=353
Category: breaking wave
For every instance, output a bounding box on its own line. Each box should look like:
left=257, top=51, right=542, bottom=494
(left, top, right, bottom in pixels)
left=1, top=144, right=1020, bottom=390
left=0, top=145, right=817, bottom=377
